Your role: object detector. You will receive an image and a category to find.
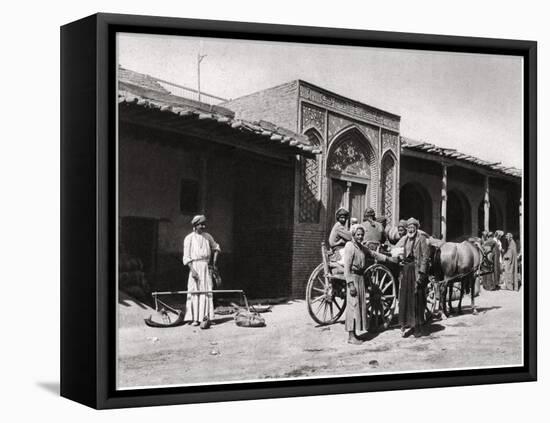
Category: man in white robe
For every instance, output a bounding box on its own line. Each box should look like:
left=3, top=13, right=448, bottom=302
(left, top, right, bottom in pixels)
left=182, top=215, right=220, bottom=327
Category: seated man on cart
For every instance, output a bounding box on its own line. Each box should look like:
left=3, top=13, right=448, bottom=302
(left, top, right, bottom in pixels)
left=328, top=207, right=353, bottom=272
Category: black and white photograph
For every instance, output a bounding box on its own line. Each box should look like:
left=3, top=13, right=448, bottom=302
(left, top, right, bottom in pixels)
left=3, top=0, right=547, bottom=419
left=116, top=32, right=525, bottom=390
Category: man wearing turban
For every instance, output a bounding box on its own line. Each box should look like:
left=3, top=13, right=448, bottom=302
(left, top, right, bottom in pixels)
left=182, top=215, right=221, bottom=327
left=481, top=231, right=500, bottom=290
left=361, top=207, right=386, bottom=249
left=328, top=207, right=352, bottom=263
left=343, top=224, right=370, bottom=344
left=395, top=217, right=430, bottom=337
left=502, top=232, right=519, bottom=291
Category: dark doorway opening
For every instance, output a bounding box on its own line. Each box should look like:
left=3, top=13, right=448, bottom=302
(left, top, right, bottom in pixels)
left=400, top=183, right=433, bottom=235
left=119, top=216, right=159, bottom=276
left=447, top=190, right=472, bottom=241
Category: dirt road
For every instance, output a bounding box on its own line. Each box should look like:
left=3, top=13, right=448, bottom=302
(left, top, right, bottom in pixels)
left=117, top=288, right=523, bottom=389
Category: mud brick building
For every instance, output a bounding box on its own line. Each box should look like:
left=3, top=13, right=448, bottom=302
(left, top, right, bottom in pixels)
left=118, top=69, right=521, bottom=299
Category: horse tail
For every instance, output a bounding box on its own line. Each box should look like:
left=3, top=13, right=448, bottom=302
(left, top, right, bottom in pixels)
left=433, top=247, right=443, bottom=281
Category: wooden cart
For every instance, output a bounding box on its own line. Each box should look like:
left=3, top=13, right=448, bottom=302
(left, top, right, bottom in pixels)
left=306, top=243, right=437, bottom=331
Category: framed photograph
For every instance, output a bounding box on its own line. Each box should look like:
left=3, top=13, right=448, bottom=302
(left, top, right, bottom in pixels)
left=60, top=13, right=537, bottom=409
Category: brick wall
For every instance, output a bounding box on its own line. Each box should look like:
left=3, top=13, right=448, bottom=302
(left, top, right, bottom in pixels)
left=232, top=153, right=295, bottom=299
left=290, top=224, right=326, bottom=298
left=221, top=81, right=299, bottom=132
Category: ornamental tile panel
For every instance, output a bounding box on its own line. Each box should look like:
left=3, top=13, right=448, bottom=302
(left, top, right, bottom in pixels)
left=328, top=138, right=371, bottom=178
left=381, top=155, right=396, bottom=221
left=299, top=85, right=400, bottom=130
left=299, top=157, right=320, bottom=223
left=301, top=104, right=325, bottom=137
left=382, top=130, right=399, bottom=154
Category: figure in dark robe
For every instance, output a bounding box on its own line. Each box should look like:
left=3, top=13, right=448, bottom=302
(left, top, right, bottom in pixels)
left=395, top=217, right=430, bottom=337
left=481, top=231, right=500, bottom=290
left=502, top=233, right=519, bottom=291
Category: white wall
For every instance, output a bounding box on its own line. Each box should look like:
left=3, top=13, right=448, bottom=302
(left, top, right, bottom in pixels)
left=2, top=1, right=546, bottom=422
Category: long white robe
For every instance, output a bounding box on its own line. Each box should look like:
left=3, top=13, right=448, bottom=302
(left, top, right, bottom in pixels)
left=182, top=231, right=220, bottom=322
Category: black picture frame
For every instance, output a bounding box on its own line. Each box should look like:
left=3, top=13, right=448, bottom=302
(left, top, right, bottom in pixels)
left=60, top=12, right=537, bottom=409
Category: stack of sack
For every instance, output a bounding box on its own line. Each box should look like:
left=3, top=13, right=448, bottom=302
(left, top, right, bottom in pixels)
left=119, top=252, right=150, bottom=301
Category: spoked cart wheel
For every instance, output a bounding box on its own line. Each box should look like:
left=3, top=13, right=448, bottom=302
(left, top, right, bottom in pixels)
left=306, top=264, right=347, bottom=325
left=365, top=264, right=397, bottom=331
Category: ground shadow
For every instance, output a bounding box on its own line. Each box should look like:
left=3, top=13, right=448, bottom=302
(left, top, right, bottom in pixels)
left=36, top=381, right=59, bottom=396
left=314, top=320, right=345, bottom=329
left=424, top=323, right=446, bottom=335
left=357, top=331, right=381, bottom=342
left=474, top=305, right=502, bottom=314
left=118, top=290, right=154, bottom=309
left=212, top=316, right=235, bottom=325
left=442, top=305, right=502, bottom=317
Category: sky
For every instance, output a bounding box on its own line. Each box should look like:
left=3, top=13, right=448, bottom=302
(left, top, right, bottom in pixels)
left=118, top=33, right=523, bottom=169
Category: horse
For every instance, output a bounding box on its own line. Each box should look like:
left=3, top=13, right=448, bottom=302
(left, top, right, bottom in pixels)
left=384, top=226, right=493, bottom=316
left=431, top=238, right=493, bottom=317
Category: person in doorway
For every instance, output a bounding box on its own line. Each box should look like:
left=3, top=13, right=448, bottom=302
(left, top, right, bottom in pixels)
left=182, top=215, right=220, bottom=328
left=328, top=207, right=352, bottom=263
left=343, top=224, right=370, bottom=344
left=396, top=217, right=430, bottom=337
left=502, top=232, right=519, bottom=291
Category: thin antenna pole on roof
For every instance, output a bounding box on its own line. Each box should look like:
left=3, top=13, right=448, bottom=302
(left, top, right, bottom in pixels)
left=197, top=41, right=207, bottom=102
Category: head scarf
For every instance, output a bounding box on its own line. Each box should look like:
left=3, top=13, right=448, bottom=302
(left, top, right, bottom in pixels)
left=397, top=219, right=408, bottom=229
left=191, top=214, right=207, bottom=227
left=350, top=224, right=364, bottom=236
left=406, top=217, right=420, bottom=228
left=335, top=207, right=350, bottom=219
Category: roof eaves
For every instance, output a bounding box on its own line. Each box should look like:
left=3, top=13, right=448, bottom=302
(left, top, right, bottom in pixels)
left=119, top=92, right=313, bottom=156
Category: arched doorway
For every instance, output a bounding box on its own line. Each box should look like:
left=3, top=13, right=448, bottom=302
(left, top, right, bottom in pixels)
left=399, top=182, right=432, bottom=234
left=447, top=189, right=472, bottom=241
left=327, top=127, right=377, bottom=229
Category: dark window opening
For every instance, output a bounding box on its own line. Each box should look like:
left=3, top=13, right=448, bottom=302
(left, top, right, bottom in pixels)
left=180, top=179, right=200, bottom=214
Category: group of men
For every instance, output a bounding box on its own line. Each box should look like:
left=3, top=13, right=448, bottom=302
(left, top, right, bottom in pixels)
left=329, top=208, right=431, bottom=343
left=180, top=209, right=520, bottom=336
left=481, top=230, right=519, bottom=292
